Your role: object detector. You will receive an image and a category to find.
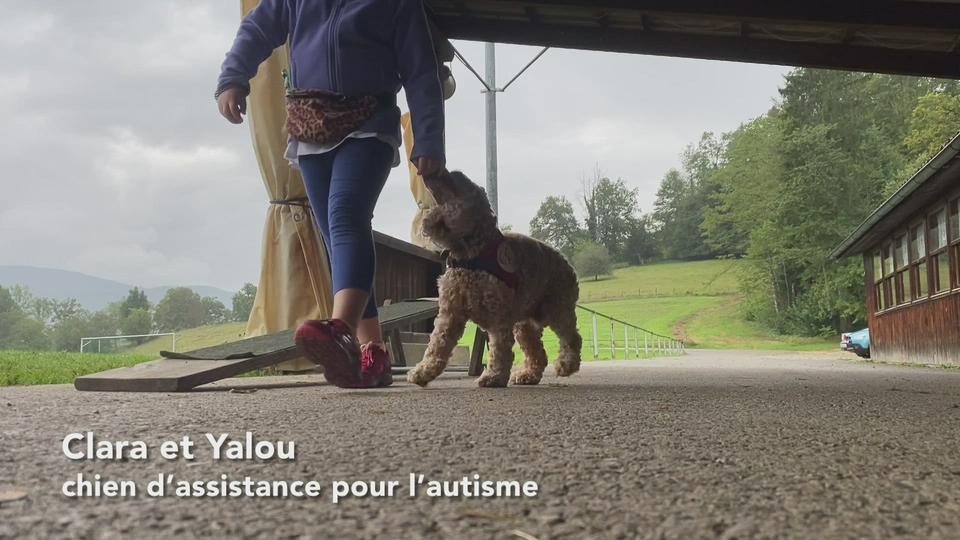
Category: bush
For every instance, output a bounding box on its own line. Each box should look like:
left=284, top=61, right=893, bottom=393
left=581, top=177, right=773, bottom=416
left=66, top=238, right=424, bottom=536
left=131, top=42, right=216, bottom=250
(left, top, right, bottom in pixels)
left=573, top=242, right=612, bottom=281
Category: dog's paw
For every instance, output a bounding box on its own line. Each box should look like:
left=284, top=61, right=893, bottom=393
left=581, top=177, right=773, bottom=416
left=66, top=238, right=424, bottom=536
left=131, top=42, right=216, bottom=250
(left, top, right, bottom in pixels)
left=510, top=369, right=543, bottom=386
left=476, top=370, right=509, bottom=388
left=554, top=359, right=581, bottom=377
left=406, top=365, right=433, bottom=387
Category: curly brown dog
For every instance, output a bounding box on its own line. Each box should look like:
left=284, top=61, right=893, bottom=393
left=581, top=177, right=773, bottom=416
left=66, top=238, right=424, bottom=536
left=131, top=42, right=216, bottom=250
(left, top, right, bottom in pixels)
left=407, top=170, right=583, bottom=388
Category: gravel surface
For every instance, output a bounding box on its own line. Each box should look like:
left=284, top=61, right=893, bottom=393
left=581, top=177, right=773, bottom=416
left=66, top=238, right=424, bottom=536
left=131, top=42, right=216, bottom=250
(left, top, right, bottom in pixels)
left=2, top=350, right=960, bottom=539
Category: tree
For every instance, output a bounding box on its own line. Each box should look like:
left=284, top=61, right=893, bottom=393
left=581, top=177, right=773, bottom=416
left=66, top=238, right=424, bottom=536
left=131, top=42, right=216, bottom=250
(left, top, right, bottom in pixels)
left=888, top=92, right=960, bottom=195
left=155, top=287, right=205, bottom=331
left=572, top=242, right=612, bottom=281
left=581, top=170, right=640, bottom=262
left=4, top=318, right=49, bottom=350
left=232, top=283, right=258, bottom=323
left=624, top=216, right=658, bottom=265
left=529, top=196, right=581, bottom=257
left=702, top=115, right=784, bottom=257
left=51, top=298, right=84, bottom=325
left=119, top=287, right=151, bottom=321
left=0, top=286, right=26, bottom=349
left=121, top=308, right=153, bottom=338
left=201, top=297, right=229, bottom=325
left=652, top=133, right=725, bottom=260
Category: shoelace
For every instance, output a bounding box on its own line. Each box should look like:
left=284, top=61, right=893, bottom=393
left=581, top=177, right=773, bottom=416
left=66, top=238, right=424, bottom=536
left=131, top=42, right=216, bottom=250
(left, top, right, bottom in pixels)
left=359, top=344, right=384, bottom=372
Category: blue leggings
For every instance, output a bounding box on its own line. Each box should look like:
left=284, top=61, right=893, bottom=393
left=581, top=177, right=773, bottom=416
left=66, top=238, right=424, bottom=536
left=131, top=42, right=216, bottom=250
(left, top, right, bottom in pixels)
left=299, top=138, right=393, bottom=320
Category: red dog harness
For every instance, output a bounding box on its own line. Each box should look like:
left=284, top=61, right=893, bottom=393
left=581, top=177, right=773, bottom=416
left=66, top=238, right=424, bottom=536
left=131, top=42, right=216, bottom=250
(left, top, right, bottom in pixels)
left=444, top=235, right=519, bottom=289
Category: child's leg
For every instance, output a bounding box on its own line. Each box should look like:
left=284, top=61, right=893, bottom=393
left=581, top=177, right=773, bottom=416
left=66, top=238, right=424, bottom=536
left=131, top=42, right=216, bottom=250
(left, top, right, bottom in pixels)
left=327, top=138, right=393, bottom=339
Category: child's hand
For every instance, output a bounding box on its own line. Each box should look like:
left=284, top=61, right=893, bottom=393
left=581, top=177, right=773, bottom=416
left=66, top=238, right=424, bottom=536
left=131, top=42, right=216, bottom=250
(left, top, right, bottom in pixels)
left=416, top=157, right=444, bottom=178
left=218, top=87, right=249, bottom=124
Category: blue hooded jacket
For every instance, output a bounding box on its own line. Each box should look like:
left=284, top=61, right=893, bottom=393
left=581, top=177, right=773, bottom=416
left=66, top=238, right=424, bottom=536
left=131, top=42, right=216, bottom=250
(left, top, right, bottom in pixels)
left=217, top=0, right=445, bottom=163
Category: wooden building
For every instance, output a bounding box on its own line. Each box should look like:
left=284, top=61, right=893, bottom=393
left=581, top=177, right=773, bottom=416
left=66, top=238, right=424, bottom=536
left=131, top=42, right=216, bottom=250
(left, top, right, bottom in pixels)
left=426, top=1, right=960, bottom=79
left=832, top=134, right=960, bottom=365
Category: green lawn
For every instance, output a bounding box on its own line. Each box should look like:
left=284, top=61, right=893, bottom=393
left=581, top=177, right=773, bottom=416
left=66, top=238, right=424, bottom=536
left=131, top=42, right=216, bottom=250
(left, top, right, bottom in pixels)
left=682, top=297, right=836, bottom=351
left=0, top=351, right=154, bottom=386
left=578, top=259, right=743, bottom=302
left=1, top=260, right=836, bottom=387
left=126, top=322, right=248, bottom=356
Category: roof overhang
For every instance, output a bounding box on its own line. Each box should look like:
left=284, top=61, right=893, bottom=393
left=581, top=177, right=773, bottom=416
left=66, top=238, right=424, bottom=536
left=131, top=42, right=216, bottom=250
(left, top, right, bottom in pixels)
left=426, top=1, right=960, bottom=78
left=831, top=133, right=960, bottom=260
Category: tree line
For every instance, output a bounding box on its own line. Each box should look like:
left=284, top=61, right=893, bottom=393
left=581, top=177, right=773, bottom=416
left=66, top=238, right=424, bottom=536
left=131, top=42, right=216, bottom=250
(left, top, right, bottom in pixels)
left=0, top=283, right=258, bottom=352
left=530, top=68, right=960, bottom=335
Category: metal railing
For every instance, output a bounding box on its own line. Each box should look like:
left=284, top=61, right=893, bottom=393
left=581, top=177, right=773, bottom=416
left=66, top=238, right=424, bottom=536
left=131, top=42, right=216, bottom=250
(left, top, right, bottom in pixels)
left=80, top=333, right=176, bottom=354
left=575, top=305, right=685, bottom=360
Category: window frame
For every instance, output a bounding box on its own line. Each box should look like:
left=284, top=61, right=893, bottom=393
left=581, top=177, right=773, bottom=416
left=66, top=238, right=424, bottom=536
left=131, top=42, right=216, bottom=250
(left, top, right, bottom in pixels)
left=929, top=206, right=950, bottom=296
left=871, top=191, right=960, bottom=316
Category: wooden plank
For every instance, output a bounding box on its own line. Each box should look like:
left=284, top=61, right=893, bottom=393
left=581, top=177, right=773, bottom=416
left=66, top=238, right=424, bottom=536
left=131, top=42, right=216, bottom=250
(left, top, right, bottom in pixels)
left=73, top=349, right=302, bottom=393
left=75, top=300, right=439, bottom=392
left=469, top=329, right=488, bottom=376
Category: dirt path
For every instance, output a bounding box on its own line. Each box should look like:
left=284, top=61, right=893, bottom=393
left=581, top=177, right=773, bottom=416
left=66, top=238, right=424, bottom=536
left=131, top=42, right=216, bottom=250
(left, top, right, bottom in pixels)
left=2, top=350, right=960, bottom=539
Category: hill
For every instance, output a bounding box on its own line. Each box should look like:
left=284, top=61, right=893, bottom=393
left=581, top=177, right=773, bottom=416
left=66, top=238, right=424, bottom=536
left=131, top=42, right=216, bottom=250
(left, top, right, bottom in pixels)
left=0, top=265, right=235, bottom=311
left=577, top=259, right=742, bottom=302
left=126, top=322, right=248, bottom=356
left=126, top=259, right=833, bottom=360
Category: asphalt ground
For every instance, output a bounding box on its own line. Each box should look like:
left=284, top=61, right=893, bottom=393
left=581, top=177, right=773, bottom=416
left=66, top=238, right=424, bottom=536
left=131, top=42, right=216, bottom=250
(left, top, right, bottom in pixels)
left=2, top=349, right=959, bottom=539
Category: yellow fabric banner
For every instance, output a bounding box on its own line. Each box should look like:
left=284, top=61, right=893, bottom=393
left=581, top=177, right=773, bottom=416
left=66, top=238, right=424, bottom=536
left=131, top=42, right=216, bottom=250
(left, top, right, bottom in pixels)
left=402, top=113, right=441, bottom=251
left=240, top=0, right=333, bottom=372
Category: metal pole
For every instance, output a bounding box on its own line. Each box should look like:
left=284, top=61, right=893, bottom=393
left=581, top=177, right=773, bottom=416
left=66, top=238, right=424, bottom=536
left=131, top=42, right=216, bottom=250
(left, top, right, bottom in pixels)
left=610, top=321, right=615, bottom=358
left=624, top=326, right=629, bottom=360
left=484, top=42, right=499, bottom=216
left=591, top=314, right=599, bottom=359
left=644, top=334, right=648, bottom=355
left=172, top=333, right=177, bottom=353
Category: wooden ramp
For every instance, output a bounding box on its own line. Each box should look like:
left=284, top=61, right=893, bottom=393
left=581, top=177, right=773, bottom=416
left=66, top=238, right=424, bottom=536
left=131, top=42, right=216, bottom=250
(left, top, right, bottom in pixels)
left=75, top=300, right=442, bottom=392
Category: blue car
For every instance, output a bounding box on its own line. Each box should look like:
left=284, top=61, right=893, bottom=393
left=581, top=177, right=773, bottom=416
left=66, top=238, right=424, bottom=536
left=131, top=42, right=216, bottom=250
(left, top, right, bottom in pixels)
left=841, top=328, right=870, bottom=358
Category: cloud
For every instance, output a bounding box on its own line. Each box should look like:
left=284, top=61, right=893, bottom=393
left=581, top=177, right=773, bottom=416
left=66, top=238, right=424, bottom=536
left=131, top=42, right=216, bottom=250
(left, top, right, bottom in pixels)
left=0, top=2, right=788, bottom=290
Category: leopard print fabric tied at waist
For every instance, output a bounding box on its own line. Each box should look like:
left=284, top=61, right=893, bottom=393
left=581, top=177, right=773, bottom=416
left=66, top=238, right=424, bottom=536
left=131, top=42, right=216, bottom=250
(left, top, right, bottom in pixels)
left=285, top=89, right=378, bottom=146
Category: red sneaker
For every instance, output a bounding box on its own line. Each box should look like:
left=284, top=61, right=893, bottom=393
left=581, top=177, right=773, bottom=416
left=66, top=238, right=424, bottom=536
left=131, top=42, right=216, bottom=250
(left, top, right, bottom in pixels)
left=294, top=319, right=362, bottom=388
left=359, top=342, right=393, bottom=387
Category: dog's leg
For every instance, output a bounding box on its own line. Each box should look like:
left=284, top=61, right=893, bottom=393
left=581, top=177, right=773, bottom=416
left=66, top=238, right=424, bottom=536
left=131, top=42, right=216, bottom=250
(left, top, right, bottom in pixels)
left=406, top=308, right=467, bottom=387
left=510, top=320, right=547, bottom=385
left=477, top=326, right=514, bottom=388
left=548, top=309, right=582, bottom=377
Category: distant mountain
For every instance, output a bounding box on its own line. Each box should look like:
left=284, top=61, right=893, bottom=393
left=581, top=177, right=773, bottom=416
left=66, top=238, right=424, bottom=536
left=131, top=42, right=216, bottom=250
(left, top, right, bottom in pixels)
left=0, top=266, right=236, bottom=312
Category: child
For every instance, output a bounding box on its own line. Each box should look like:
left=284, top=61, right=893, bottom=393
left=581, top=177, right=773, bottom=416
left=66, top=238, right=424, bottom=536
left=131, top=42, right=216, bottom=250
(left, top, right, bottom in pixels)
left=216, top=0, right=446, bottom=388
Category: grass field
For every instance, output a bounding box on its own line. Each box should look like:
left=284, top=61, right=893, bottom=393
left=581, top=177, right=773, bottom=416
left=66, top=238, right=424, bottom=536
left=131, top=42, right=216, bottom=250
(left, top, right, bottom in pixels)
left=0, top=259, right=836, bottom=387
left=0, top=351, right=154, bottom=386
left=578, top=259, right=743, bottom=302
left=126, top=322, right=247, bottom=356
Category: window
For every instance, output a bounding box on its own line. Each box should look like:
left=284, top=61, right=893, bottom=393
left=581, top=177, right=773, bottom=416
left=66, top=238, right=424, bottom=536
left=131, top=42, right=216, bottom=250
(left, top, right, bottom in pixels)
left=929, top=208, right=949, bottom=294
left=894, top=235, right=910, bottom=305
left=910, top=224, right=928, bottom=300
left=951, top=199, right=960, bottom=243
left=951, top=199, right=960, bottom=289
left=930, top=208, right=947, bottom=251
left=873, top=250, right=884, bottom=311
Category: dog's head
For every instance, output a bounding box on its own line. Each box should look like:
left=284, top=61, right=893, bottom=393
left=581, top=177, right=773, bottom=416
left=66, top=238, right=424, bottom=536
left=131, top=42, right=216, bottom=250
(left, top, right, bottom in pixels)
left=421, top=170, right=497, bottom=252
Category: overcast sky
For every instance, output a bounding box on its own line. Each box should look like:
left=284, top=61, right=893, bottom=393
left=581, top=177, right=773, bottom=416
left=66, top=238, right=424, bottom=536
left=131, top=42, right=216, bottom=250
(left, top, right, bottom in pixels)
left=0, top=1, right=788, bottom=292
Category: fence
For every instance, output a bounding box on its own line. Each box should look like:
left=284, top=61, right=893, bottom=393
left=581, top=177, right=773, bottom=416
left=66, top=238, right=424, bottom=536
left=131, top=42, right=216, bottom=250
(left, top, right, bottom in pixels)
left=80, top=333, right=176, bottom=354
left=575, top=304, right=684, bottom=360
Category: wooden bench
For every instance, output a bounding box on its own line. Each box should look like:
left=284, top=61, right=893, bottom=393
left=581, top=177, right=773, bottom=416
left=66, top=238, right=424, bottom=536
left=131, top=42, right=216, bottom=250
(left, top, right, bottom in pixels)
left=75, top=300, right=486, bottom=392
